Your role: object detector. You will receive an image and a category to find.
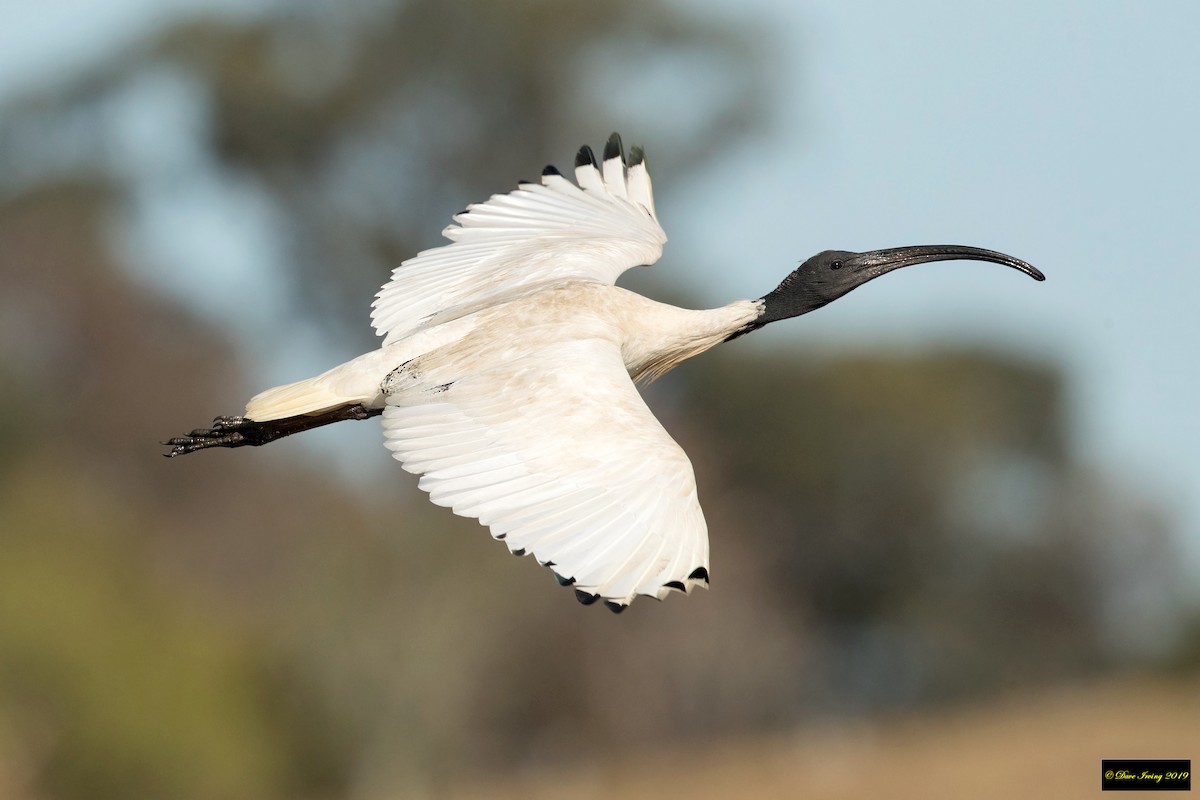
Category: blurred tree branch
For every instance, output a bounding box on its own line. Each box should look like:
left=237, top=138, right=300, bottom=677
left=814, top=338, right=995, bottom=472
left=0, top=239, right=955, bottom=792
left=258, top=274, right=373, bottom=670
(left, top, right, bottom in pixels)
left=1, top=0, right=770, bottom=350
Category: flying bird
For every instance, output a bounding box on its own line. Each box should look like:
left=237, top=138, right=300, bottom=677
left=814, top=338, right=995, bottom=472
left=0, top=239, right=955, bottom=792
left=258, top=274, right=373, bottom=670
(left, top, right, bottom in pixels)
left=165, top=133, right=1044, bottom=613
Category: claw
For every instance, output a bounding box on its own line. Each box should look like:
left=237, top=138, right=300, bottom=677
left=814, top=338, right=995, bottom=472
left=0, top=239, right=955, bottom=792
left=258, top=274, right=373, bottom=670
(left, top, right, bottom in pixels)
left=162, top=417, right=256, bottom=457
left=163, top=404, right=383, bottom=458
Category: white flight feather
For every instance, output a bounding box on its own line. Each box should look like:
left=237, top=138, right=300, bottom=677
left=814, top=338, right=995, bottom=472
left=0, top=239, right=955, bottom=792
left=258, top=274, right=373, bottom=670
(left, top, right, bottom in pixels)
left=370, top=152, right=665, bottom=346
left=381, top=337, right=710, bottom=605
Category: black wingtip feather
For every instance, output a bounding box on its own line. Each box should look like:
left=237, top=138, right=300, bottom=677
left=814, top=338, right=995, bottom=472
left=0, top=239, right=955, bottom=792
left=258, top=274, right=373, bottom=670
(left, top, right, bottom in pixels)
left=542, top=164, right=561, bottom=177
left=604, top=601, right=627, bottom=614
left=604, top=132, right=625, bottom=164
left=575, top=589, right=599, bottom=605
left=629, top=145, right=645, bottom=167
left=665, top=580, right=686, bottom=592
left=575, top=144, right=597, bottom=169
left=688, top=567, right=709, bottom=584
left=555, top=573, right=575, bottom=587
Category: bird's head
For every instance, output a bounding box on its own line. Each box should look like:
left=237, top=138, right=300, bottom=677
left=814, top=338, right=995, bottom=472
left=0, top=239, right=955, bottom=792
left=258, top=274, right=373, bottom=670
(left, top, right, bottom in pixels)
left=755, top=245, right=1045, bottom=327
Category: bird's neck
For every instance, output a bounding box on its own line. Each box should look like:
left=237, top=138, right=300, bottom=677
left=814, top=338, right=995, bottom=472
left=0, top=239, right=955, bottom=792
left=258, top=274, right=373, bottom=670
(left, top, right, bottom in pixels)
left=623, top=299, right=763, bottom=383
left=724, top=280, right=834, bottom=341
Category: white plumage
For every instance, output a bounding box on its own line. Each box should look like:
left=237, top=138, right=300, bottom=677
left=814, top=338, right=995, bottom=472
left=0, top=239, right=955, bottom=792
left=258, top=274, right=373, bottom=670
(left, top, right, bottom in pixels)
left=243, top=135, right=760, bottom=610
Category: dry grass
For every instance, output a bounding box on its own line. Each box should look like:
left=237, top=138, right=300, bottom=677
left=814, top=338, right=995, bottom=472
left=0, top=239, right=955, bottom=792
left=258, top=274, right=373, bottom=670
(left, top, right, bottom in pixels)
left=440, top=675, right=1198, bottom=800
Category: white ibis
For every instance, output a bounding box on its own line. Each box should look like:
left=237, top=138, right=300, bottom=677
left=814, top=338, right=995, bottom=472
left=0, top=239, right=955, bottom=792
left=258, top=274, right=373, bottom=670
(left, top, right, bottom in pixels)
left=166, top=133, right=1044, bottom=612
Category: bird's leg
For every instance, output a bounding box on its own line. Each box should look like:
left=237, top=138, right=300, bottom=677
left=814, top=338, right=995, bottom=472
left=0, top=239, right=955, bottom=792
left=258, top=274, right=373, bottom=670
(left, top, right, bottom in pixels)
left=162, top=404, right=383, bottom=457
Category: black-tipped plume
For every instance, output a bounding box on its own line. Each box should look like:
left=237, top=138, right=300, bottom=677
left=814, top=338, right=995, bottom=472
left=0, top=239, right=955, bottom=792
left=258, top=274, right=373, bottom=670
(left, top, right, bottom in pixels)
left=604, top=132, right=625, bottom=164
left=575, top=145, right=598, bottom=169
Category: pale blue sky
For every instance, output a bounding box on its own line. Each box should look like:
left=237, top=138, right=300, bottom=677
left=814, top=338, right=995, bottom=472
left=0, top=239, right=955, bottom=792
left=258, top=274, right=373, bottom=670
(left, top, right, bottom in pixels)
left=3, top=0, right=1197, bottom=575
left=679, top=0, right=1200, bottom=577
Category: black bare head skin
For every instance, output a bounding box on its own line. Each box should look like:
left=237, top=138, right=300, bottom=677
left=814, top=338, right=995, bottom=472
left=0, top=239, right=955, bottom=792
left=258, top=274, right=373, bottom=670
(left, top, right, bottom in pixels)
left=753, top=244, right=1044, bottom=329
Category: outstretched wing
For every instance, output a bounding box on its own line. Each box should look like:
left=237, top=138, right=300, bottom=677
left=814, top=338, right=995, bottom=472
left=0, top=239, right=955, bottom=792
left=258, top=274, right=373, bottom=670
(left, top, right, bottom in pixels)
left=380, top=337, right=710, bottom=611
left=371, top=133, right=666, bottom=346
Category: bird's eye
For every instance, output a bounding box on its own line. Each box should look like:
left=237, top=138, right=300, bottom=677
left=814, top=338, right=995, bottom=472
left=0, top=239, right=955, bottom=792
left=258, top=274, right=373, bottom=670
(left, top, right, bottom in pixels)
left=830, top=260, right=842, bottom=270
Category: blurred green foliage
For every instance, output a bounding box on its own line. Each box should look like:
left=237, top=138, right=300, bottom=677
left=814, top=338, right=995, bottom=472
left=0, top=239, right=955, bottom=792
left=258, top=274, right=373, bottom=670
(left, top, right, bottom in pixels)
left=0, top=461, right=286, bottom=799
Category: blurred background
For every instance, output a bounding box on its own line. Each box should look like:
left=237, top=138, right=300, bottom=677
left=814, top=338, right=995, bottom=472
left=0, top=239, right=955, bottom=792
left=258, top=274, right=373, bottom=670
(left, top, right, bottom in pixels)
left=1, top=1, right=1197, bottom=798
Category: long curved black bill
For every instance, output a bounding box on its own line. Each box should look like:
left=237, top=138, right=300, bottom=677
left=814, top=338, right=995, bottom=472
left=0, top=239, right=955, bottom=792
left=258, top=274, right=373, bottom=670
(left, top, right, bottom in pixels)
left=849, top=245, right=1045, bottom=282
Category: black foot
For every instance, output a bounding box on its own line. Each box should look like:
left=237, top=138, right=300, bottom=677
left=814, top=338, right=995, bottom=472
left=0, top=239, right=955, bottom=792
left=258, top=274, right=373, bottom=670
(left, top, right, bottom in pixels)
left=162, top=404, right=384, bottom=458
left=162, top=416, right=263, bottom=457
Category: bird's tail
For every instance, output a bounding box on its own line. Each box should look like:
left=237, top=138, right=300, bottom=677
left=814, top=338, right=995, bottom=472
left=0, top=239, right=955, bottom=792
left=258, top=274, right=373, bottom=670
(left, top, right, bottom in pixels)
left=244, top=349, right=389, bottom=421
left=245, top=374, right=361, bottom=421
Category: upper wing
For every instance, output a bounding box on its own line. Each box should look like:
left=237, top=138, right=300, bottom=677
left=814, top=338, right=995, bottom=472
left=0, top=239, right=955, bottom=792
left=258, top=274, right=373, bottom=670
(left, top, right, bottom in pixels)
left=371, top=134, right=666, bottom=346
left=379, top=337, right=710, bottom=611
